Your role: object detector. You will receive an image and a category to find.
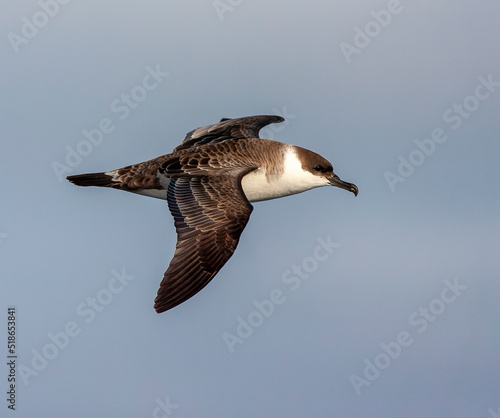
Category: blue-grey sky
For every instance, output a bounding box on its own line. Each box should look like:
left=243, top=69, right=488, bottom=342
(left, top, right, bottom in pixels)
left=2, top=1, right=499, bottom=417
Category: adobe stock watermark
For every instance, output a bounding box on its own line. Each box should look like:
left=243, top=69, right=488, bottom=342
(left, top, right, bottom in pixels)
left=52, top=65, right=169, bottom=182
left=151, top=395, right=179, bottom=418
left=259, top=106, right=296, bottom=141
left=213, top=0, right=243, bottom=21
left=385, top=73, right=499, bottom=192
left=349, top=277, right=467, bottom=396
left=222, top=235, right=340, bottom=354
left=7, top=0, right=72, bottom=54
left=339, top=0, right=411, bottom=64
left=18, top=268, right=135, bottom=386
left=487, top=406, right=500, bottom=418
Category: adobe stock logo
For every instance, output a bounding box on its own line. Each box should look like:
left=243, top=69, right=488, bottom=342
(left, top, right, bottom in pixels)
left=213, top=0, right=243, bottom=21
left=7, top=0, right=72, bottom=54
left=486, top=407, right=500, bottom=418
left=52, top=65, right=169, bottom=182
left=151, top=395, right=179, bottom=418
left=222, top=235, right=340, bottom=353
left=19, top=268, right=135, bottom=386
left=384, top=74, right=499, bottom=192
left=259, top=106, right=296, bottom=141
left=349, top=277, right=467, bottom=396
left=339, top=0, right=409, bottom=64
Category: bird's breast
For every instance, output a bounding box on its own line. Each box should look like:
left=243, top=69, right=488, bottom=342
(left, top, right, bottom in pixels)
left=240, top=169, right=312, bottom=203
left=240, top=148, right=328, bottom=203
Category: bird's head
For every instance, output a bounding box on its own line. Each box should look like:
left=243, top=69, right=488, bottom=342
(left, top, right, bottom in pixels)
left=296, top=147, right=358, bottom=196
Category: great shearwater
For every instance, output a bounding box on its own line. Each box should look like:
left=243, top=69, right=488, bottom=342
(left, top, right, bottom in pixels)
left=67, top=115, right=358, bottom=313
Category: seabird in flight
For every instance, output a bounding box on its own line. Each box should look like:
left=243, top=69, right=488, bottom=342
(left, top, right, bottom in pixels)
left=67, top=115, right=358, bottom=313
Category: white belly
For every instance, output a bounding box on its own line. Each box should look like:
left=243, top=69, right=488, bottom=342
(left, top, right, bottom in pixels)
left=241, top=169, right=316, bottom=203
left=241, top=170, right=283, bottom=202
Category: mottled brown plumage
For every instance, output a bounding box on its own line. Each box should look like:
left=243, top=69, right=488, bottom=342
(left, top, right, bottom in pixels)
left=67, top=115, right=358, bottom=313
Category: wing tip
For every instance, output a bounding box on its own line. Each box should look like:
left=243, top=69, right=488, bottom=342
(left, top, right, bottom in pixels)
left=154, top=303, right=168, bottom=314
left=219, top=114, right=284, bottom=124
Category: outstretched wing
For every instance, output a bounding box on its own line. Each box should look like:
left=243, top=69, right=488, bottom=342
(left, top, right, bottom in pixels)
left=154, top=170, right=254, bottom=313
left=174, top=115, right=284, bottom=152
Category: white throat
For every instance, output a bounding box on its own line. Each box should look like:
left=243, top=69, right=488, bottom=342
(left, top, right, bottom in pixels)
left=241, top=146, right=329, bottom=203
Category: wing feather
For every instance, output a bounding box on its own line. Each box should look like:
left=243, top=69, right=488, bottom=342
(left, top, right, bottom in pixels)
left=174, top=115, right=284, bottom=152
left=154, top=171, right=254, bottom=313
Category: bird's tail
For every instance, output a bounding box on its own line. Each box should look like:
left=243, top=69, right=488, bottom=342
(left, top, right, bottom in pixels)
left=67, top=172, right=116, bottom=188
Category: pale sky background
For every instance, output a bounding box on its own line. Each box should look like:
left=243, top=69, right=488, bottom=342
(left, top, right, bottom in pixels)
left=1, top=1, right=499, bottom=417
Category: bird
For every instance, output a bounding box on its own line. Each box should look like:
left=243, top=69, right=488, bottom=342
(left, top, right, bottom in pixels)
left=67, top=115, right=358, bottom=313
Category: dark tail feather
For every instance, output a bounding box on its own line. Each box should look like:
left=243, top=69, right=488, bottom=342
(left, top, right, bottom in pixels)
left=67, top=172, right=115, bottom=188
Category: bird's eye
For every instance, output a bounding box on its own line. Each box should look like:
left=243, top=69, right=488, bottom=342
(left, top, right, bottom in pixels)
left=313, top=165, right=325, bottom=173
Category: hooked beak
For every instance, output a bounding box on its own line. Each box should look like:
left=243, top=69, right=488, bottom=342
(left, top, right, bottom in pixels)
left=329, top=175, right=358, bottom=196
